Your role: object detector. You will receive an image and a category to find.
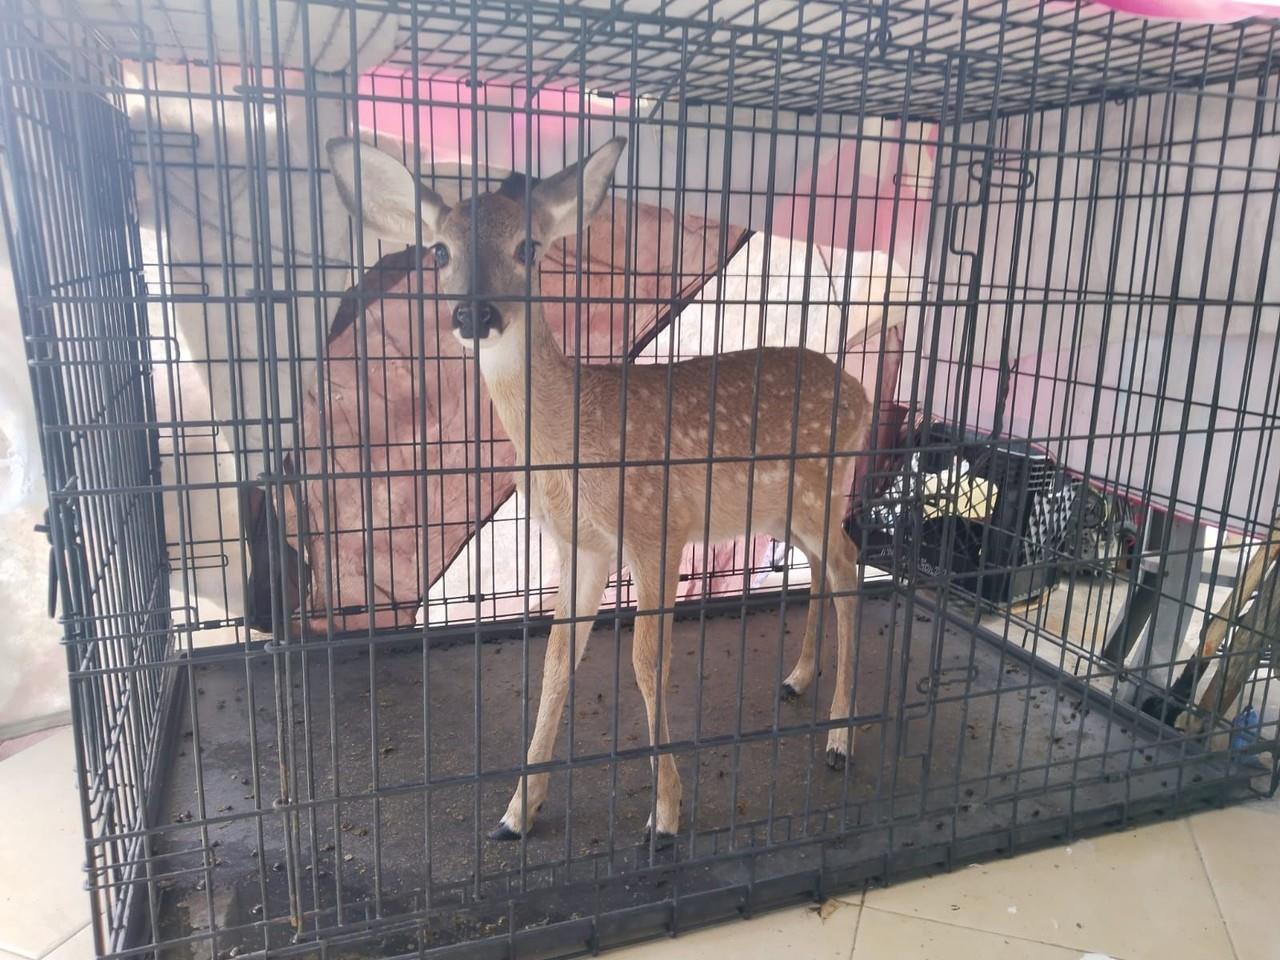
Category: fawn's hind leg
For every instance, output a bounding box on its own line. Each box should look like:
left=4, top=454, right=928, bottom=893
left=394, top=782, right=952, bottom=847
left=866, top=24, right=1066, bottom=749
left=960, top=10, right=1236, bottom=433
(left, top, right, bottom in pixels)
left=781, top=555, right=829, bottom=701
left=779, top=490, right=862, bottom=768
left=818, top=518, right=861, bottom=768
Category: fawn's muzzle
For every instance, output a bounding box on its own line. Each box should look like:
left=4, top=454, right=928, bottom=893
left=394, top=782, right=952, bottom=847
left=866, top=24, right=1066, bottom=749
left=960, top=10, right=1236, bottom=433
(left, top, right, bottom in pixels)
left=452, top=301, right=500, bottom=340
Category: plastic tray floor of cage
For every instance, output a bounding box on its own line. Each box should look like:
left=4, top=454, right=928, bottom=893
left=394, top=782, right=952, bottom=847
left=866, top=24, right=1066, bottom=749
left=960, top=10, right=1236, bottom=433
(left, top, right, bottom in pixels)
left=143, top=595, right=1261, bottom=958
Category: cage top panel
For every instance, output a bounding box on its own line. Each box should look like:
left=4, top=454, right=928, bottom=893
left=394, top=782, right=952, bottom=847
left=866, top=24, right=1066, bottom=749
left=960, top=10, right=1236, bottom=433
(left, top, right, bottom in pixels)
left=68, top=0, right=1280, bottom=122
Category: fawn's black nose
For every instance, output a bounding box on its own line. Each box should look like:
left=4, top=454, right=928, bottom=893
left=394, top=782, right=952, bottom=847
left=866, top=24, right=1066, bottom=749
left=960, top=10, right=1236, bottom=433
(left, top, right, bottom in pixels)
left=452, top=301, right=499, bottom=339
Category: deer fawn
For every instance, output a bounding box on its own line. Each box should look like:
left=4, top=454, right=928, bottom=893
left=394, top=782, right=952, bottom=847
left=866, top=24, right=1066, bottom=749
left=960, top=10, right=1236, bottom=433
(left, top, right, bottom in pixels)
left=328, top=136, right=871, bottom=843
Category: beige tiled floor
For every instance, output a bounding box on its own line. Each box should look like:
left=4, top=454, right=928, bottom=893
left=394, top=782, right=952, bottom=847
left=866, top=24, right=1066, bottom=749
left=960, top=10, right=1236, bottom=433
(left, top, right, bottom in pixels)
left=0, top=727, right=91, bottom=960
left=0, top=726, right=1275, bottom=960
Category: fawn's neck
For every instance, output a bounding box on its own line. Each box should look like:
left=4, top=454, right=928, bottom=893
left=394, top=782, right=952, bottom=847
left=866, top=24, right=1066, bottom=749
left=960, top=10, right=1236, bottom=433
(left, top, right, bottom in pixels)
left=478, top=309, right=578, bottom=463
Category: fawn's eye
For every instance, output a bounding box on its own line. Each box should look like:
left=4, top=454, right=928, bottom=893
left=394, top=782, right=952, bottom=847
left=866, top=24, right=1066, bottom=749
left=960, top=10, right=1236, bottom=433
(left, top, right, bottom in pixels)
left=514, top=240, right=540, bottom=266
left=430, top=242, right=450, bottom=267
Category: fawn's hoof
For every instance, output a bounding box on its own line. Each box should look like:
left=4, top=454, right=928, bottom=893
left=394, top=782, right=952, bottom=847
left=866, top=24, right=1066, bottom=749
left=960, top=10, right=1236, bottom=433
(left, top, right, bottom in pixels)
left=641, top=828, right=676, bottom=850
left=825, top=747, right=848, bottom=771
left=780, top=682, right=801, bottom=702
left=487, top=822, right=523, bottom=842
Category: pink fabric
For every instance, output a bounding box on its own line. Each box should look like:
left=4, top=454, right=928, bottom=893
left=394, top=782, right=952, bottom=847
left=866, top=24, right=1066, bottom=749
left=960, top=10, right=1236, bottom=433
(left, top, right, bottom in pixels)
left=355, top=71, right=935, bottom=262
left=287, top=202, right=744, bottom=634
left=1084, top=0, right=1277, bottom=22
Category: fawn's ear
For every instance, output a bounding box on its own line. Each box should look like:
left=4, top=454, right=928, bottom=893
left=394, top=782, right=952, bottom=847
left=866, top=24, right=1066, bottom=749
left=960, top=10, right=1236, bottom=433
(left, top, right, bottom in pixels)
left=531, top=137, right=626, bottom=241
left=326, top=138, right=448, bottom=245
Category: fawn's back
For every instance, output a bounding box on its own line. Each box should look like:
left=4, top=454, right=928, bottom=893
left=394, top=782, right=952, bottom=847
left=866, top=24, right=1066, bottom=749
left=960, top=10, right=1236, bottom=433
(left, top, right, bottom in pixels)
left=529, top=346, right=870, bottom=552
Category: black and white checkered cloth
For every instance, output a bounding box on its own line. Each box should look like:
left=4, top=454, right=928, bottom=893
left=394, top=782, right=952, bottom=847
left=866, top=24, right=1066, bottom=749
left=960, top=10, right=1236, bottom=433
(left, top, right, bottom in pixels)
left=1025, top=484, right=1079, bottom=565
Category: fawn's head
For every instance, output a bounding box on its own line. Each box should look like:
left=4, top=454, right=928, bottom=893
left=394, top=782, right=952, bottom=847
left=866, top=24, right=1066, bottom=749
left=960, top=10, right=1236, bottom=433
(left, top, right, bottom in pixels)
left=327, top=136, right=626, bottom=351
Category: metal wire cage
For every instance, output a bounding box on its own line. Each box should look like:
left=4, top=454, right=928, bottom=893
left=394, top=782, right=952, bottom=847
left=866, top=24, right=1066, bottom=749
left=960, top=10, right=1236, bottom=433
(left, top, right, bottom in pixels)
left=2, top=1, right=1279, bottom=958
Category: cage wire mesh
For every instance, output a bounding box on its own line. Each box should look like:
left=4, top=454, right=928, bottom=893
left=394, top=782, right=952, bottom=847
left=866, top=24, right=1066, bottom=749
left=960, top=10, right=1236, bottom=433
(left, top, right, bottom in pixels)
left=2, top=1, right=1280, bottom=958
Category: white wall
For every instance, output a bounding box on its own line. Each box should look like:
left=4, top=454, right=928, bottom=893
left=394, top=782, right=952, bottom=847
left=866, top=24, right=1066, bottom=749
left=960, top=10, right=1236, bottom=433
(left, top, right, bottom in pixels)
left=904, top=76, right=1280, bottom=534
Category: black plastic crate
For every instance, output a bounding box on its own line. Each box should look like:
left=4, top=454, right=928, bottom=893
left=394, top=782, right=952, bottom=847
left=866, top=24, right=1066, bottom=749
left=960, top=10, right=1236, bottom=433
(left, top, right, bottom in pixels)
left=849, top=421, right=1075, bottom=607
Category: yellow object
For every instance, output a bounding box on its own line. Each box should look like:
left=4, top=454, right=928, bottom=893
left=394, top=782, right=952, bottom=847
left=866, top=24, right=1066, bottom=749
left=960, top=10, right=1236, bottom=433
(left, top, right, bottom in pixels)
left=920, top=459, right=998, bottom=521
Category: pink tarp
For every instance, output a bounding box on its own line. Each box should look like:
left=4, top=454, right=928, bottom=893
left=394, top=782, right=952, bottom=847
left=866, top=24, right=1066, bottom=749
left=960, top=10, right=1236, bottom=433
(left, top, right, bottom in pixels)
left=1086, top=0, right=1278, bottom=21
left=356, top=71, right=937, bottom=260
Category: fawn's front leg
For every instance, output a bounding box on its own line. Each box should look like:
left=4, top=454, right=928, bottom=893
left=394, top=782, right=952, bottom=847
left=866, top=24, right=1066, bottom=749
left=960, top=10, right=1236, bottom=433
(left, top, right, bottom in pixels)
left=629, top=547, right=684, bottom=843
left=490, top=549, right=609, bottom=840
